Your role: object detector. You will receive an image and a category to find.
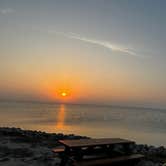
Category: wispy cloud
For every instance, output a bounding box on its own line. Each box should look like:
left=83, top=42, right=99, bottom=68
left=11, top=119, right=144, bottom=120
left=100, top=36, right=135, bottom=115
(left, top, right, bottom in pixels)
left=48, top=30, right=141, bottom=57
left=0, top=8, right=15, bottom=15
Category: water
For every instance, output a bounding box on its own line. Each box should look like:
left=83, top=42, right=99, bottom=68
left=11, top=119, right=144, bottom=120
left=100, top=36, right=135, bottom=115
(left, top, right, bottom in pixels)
left=0, top=101, right=166, bottom=146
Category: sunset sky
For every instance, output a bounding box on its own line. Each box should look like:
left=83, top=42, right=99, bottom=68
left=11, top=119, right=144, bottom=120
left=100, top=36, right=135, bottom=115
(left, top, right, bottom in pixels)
left=0, top=0, right=166, bottom=108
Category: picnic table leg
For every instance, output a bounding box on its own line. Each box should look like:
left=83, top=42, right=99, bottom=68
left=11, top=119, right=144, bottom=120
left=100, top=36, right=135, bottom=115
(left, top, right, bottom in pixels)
left=74, top=147, right=83, bottom=161
left=107, top=144, right=115, bottom=156
left=123, top=143, right=134, bottom=155
left=60, top=147, right=70, bottom=166
left=60, top=154, right=68, bottom=166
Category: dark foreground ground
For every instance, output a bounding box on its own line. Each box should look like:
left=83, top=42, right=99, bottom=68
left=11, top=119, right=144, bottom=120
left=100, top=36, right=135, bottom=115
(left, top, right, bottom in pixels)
left=0, top=127, right=165, bottom=166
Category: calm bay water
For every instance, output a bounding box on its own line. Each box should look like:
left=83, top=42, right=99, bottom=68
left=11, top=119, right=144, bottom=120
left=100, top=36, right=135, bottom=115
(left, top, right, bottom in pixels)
left=0, top=101, right=166, bottom=146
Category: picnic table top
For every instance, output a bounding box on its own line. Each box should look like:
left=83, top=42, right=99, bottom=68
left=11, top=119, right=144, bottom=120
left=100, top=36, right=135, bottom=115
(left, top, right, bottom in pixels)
left=59, top=138, right=134, bottom=148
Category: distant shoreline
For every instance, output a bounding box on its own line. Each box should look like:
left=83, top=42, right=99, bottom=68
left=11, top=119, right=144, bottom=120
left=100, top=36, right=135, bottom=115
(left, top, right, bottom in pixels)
left=0, top=100, right=165, bottom=112
left=0, top=127, right=166, bottom=166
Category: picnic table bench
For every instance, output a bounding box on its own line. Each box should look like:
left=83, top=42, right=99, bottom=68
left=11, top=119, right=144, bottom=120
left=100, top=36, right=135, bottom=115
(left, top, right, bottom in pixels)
left=53, top=138, right=144, bottom=166
left=73, top=154, right=144, bottom=166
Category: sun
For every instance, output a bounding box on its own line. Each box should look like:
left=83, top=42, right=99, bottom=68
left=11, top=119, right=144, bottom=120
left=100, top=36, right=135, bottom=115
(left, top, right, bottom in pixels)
left=61, top=92, right=67, bottom=97
left=56, top=87, right=72, bottom=100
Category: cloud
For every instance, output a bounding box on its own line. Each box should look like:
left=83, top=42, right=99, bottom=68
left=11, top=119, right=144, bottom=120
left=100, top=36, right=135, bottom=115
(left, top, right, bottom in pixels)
left=0, top=8, right=14, bottom=15
left=49, top=30, right=141, bottom=57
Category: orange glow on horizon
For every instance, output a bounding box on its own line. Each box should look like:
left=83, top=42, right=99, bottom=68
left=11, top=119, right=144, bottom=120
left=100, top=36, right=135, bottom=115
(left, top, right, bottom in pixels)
left=41, top=76, right=86, bottom=103
left=49, top=81, right=77, bottom=102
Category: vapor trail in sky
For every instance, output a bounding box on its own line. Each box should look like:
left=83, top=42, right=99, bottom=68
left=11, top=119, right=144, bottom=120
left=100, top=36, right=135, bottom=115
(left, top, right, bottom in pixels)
left=50, top=31, right=140, bottom=57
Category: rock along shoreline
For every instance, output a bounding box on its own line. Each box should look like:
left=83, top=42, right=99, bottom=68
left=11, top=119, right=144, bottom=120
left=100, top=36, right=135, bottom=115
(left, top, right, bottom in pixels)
left=0, top=127, right=165, bottom=166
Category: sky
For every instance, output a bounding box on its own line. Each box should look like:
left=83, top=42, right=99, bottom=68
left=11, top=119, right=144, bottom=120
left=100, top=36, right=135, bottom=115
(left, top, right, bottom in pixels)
left=0, top=0, right=166, bottom=108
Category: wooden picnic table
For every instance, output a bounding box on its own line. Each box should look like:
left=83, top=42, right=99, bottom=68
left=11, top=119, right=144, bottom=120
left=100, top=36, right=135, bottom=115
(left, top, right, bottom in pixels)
left=59, top=138, right=134, bottom=148
left=58, top=138, right=136, bottom=166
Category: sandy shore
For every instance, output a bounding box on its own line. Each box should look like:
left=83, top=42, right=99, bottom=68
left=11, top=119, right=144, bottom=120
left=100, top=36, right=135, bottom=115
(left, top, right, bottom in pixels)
left=0, top=127, right=165, bottom=166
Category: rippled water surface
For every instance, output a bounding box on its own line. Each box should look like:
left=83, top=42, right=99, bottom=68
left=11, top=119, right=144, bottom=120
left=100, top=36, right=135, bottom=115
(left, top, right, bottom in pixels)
left=0, top=101, right=166, bottom=146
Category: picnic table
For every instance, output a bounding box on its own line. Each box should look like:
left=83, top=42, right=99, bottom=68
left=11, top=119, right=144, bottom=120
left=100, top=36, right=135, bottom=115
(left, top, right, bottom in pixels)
left=53, top=138, right=144, bottom=166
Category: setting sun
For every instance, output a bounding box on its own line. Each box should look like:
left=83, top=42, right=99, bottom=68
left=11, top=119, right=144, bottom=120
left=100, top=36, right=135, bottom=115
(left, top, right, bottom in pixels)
left=61, top=92, right=67, bottom=97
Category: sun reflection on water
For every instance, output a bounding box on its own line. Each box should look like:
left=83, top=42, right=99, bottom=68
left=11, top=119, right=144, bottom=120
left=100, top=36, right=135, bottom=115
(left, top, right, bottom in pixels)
left=56, top=104, right=66, bottom=129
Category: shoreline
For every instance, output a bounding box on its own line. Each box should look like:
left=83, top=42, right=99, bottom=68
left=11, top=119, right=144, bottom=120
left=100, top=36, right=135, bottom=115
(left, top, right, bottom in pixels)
left=0, top=127, right=165, bottom=166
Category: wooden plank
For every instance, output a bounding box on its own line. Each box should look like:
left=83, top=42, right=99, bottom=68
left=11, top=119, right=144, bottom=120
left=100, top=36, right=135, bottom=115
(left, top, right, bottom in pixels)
left=74, top=154, right=144, bottom=166
left=59, top=138, right=134, bottom=148
left=52, top=146, right=65, bottom=154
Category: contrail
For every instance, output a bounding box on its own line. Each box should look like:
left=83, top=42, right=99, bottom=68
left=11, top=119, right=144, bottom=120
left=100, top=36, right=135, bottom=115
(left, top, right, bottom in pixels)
left=69, top=33, right=138, bottom=56
left=47, top=30, right=141, bottom=57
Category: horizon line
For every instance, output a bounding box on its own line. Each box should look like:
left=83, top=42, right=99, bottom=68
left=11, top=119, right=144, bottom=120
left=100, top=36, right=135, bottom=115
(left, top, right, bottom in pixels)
left=0, top=99, right=165, bottom=111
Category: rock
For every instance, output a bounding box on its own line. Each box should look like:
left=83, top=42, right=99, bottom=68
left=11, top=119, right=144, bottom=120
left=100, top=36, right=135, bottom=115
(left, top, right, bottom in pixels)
left=0, top=146, right=10, bottom=157
left=156, top=146, right=166, bottom=156
left=136, top=160, right=160, bottom=166
left=0, top=127, right=165, bottom=166
left=0, top=157, right=9, bottom=162
left=148, top=146, right=157, bottom=155
left=12, top=148, right=33, bottom=158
